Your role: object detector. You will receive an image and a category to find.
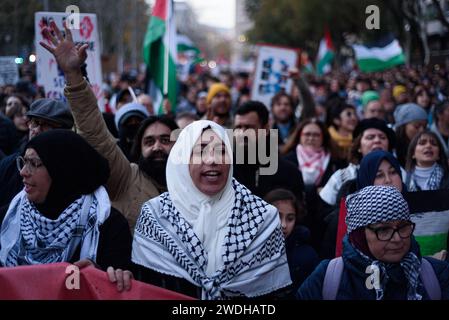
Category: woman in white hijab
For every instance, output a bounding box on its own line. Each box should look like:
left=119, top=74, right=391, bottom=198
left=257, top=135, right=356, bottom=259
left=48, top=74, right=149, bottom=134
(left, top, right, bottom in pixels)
left=108, top=120, right=291, bottom=299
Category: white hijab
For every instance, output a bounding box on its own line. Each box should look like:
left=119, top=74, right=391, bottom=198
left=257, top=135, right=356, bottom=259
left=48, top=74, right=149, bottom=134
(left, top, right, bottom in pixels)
left=166, top=120, right=234, bottom=275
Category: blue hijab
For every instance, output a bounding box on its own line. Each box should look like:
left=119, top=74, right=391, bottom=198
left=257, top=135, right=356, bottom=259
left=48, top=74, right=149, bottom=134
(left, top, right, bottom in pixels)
left=357, top=150, right=403, bottom=190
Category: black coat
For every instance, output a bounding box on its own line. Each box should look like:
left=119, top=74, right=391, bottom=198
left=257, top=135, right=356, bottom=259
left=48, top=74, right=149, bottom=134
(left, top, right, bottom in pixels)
left=0, top=114, right=19, bottom=156
left=283, top=150, right=345, bottom=251
left=0, top=151, right=23, bottom=221
left=285, top=226, right=320, bottom=294
left=233, top=157, right=305, bottom=202
left=70, top=207, right=132, bottom=270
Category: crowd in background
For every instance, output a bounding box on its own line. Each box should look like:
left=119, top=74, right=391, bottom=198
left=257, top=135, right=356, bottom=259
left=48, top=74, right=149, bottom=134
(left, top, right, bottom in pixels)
left=1, top=35, right=449, bottom=299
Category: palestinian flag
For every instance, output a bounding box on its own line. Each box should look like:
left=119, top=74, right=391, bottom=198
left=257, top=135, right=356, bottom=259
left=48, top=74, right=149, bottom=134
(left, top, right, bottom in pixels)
left=352, top=36, right=405, bottom=72
left=316, top=29, right=335, bottom=76
left=143, top=0, right=177, bottom=114
left=404, top=190, right=449, bottom=256
left=177, top=34, right=200, bottom=56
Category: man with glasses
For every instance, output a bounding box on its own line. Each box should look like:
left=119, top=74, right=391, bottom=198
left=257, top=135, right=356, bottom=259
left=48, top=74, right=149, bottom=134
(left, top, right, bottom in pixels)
left=0, top=99, right=73, bottom=220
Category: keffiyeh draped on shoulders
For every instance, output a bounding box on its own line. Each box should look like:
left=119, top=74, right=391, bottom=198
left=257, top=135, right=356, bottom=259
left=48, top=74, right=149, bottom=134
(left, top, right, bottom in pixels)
left=132, top=179, right=291, bottom=299
left=0, top=186, right=110, bottom=266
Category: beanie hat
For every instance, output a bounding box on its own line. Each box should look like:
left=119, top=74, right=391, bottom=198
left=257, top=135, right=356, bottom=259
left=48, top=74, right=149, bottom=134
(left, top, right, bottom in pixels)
left=361, top=90, right=380, bottom=108
left=206, top=83, right=231, bottom=105
left=345, top=185, right=410, bottom=234
left=393, top=103, right=427, bottom=128
left=114, top=102, right=149, bottom=130
left=393, top=85, right=407, bottom=100
left=353, top=118, right=396, bottom=149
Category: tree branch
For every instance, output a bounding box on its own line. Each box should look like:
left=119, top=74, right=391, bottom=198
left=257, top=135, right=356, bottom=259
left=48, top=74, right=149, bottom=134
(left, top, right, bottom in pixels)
left=432, top=0, right=449, bottom=30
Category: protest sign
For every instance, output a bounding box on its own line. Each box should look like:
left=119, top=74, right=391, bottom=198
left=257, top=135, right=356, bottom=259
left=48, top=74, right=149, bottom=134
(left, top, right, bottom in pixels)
left=251, top=45, right=298, bottom=108
left=35, top=12, right=104, bottom=110
left=0, top=57, right=19, bottom=86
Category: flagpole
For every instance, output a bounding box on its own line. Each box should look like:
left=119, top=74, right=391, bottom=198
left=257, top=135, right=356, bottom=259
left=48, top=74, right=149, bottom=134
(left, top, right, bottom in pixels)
left=163, top=0, right=170, bottom=96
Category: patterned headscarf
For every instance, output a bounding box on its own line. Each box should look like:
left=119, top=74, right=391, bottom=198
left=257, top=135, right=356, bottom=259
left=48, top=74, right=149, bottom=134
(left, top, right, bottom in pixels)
left=345, top=185, right=422, bottom=300
left=345, top=185, right=410, bottom=234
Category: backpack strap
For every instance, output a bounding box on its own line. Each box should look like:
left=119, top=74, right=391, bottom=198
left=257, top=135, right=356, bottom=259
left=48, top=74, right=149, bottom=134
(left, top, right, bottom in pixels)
left=322, top=257, right=344, bottom=300
left=420, top=258, right=441, bottom=300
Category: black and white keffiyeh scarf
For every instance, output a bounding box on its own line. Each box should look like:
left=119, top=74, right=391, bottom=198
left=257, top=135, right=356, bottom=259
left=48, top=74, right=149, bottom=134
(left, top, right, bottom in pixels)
left=408, top=164, right=444, bottom=191
left=132, top=179, right=291, bottom=300
left=0, top=187, right=110, bottom=266
left=355, top=248, right=423, bottom=300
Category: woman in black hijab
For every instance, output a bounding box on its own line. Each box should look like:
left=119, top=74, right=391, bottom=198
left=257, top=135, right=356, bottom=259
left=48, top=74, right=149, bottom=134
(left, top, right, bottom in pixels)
left=0, top=130, right=131, bottom=270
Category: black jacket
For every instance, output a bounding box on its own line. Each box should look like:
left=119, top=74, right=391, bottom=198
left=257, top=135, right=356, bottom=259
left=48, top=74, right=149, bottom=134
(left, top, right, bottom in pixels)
left=0, top=151, right=23, bottom=220
left=70, top=207, right=132, bottom=270
left=285, top=226, right=320, bottom=294
left=233, top=157, right=305, bottom=202
left=283, top=150, right=345, bottom=251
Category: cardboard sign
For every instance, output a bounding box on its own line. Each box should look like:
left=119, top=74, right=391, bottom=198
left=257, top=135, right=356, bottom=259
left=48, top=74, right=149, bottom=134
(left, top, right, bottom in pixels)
left=251, top=45, right=298, bottom=108
left=35, top=12, right=104, bottom=110
left=0, top=57, right=19, bottom=86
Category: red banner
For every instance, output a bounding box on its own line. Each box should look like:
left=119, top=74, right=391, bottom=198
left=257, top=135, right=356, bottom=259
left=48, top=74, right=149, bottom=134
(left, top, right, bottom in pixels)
left=0, top=263, right=195, bottom=300
left=335, top=196, right=348, bottom=257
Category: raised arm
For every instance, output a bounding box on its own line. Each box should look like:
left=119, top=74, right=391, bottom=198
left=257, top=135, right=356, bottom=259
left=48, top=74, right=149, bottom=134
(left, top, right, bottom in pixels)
left=40, top=21, right=133, bottom=200
left=289, top=68, right=316, bottom=120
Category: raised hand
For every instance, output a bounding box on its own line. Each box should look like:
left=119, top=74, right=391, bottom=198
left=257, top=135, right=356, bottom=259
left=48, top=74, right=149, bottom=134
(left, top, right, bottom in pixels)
left=39, top=20, right=88, bottom=83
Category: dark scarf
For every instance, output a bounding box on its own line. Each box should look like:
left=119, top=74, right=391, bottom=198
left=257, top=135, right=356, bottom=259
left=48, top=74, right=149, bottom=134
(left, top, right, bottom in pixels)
left=356, top=150, right=403, bottom=190
left=25, top=130, right=109, bottom=219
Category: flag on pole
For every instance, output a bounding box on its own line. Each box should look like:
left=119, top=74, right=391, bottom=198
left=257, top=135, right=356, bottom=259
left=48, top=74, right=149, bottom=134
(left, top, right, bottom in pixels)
left=316, top=29, right=335, bottom=76
left=176, top=34, right=203, bottom=82
left=352, top=36, right=405, bottom=73
left=143, top=0, right=177, bottom=114
left=177, top=34, right=200, bottom=56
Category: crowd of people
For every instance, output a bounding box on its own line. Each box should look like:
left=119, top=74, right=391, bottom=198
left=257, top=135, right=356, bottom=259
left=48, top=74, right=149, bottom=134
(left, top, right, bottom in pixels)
left=0, top=22, right=449, bottom=300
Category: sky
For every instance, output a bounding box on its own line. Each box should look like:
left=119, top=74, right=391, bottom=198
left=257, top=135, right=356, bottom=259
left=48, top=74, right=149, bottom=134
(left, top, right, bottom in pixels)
left=186, top=0, right=236, bottom=29
left=146, top=0, right=236, bottom=29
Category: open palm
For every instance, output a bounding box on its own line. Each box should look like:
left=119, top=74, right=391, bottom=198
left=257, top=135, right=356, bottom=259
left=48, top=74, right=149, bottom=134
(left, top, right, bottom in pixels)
left=40, top=20, right=88, bottom=74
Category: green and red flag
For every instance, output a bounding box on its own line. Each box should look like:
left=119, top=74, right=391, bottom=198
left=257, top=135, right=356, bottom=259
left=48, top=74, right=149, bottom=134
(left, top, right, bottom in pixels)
left=143, top=0, right=177, bottom=114
left=316, top=28, right=335, bottom=76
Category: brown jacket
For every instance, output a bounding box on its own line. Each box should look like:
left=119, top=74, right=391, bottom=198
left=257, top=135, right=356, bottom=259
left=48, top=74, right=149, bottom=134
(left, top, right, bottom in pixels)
left=64, top=79, right=163, bottom=232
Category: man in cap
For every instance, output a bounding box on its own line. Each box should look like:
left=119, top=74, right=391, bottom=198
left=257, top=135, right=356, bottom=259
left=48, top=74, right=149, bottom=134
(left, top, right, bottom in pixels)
left=0, top=98, right=74, bottom=219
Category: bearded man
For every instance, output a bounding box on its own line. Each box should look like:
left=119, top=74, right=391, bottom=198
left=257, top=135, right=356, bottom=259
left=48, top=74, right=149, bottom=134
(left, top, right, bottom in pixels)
left=40, top=20, right=178, bottom=232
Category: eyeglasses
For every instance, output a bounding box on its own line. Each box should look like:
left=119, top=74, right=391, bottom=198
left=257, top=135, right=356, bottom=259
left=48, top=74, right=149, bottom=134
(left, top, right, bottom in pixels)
left=16, top=156, right=44, bottom=174
left=27, top=118, right=61, bottom=130
left=366, top=222, right=415, bottom=241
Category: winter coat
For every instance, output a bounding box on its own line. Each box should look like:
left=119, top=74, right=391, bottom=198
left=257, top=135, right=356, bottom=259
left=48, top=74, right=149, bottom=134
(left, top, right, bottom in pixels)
left=233, top=157, right=305, bottom=202
left=297, top=236, right=449, bottom=300
left=64, top=80, right=164, bottom=232
left=285, top=226, right=320, bottom=293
